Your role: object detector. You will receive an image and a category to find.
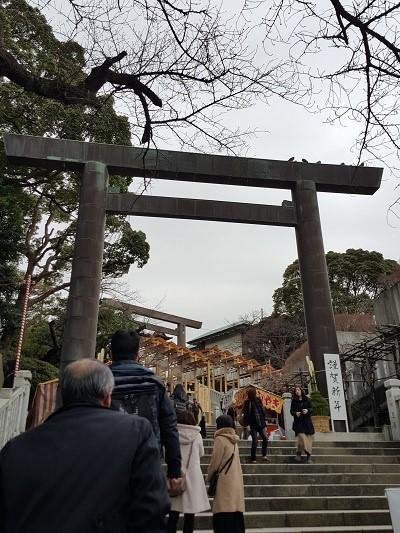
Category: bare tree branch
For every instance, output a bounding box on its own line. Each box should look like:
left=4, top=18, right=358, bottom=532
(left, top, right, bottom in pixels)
left=29, top=281, right=70, bottom=306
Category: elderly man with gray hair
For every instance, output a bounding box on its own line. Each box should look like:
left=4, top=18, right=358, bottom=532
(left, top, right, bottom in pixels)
left=0, top=359, right=170, bottom=533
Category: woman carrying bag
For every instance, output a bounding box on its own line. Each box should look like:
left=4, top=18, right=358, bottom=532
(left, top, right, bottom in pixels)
left=171, top=383, right=189, bottom=413
left=167, top=410, right=210, bottom=533
left=207, top=415, right=245, bottom=533
left=290, top=386, right=315, bottom=463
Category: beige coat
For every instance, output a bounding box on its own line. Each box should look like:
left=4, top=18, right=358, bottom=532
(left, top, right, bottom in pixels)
left=206, top=427, right=245, bottom=514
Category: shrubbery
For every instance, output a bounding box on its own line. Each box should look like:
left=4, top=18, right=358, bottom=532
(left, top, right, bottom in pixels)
left=310, top=390, right=330, bottom=417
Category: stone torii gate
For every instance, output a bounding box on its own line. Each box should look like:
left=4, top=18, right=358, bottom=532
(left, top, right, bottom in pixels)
left=101, top=298, right=202, bottom=346
left=4, top=133, right=383, bottom=396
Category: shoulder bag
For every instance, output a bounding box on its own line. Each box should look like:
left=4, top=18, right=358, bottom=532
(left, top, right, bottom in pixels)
left=207, top=442, right=236, bottom=497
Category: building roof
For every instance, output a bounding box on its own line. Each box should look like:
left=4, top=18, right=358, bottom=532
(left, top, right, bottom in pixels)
left=188, top=321, right=249, bottom=345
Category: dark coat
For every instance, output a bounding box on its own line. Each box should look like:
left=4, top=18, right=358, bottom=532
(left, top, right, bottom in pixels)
left=199, top=416, right=207, bottom=439
left=227, top=406, right=236, bottom=422
left=290, top=396, right=315, bottom=436
left=243, top=398, right=266, bottom=428
left=0, top=403, right=170, bottom=533
left=112, top=360, right=181, bottom=478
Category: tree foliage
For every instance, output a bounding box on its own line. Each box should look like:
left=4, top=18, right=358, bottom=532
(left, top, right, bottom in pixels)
left=0, top=180, right=24, bottom=339
left=0, top=1, right=150, bottom=349
left=17, top=357, right=59, bottom=400
left=273, top=249, right=399, bottom=318
left=96, top=305, right=139, bottom=352
left=21, top=295, right=139, bottom=363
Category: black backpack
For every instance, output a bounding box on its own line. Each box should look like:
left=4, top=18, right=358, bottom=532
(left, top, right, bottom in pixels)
left=112, top=379, right=161, bottom=446
left=173, top=398, right=187, bottom=413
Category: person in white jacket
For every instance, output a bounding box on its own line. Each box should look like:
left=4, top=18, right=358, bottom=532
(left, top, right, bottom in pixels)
left=167, top=410, right=211, bottom=533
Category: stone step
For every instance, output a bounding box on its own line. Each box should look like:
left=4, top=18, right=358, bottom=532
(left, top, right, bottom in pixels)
left=202, top=439, right=400, bottom=448
left=200, top=454, right=400, bottom=464
left=235, top=495, right=388, bottom=512
left=178, top=509, right=390, bottom=529
left=194, top=433, right=398, bottom=530
left=200, top=463, right=400, bottom=474
left=242, top=483, right=399, bottom=497
left=191, top=527, right=392, bottom=532
left=237, top=473, right=400, bottom=485
left=202, top=446, right=400, bottom=455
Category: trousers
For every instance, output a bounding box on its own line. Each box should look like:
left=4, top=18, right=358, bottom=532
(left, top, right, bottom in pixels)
left=167, top=510, right=195, bottom=533
left=250, top=425, right=268, bottom=460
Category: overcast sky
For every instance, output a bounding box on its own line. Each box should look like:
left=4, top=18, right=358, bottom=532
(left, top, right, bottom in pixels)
left=123, top=96, right=399, bottom=341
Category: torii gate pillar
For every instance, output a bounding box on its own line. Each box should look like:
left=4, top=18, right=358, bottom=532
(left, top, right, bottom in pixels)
left=293, top=180, right=338, bottom=397
left=60, top=161, right=108, bottom=371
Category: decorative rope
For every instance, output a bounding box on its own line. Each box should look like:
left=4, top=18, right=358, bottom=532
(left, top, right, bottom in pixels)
left=14, top=274, right=32, bottom=380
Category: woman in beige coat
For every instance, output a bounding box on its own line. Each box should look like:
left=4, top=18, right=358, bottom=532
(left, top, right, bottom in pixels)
left=207, top=415, right=245, bottom=533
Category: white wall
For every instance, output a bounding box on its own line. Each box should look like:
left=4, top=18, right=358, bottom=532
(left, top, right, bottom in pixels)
left=204, top=331, right=243, bottom=355
left=375, top=283, right=400, bottom=326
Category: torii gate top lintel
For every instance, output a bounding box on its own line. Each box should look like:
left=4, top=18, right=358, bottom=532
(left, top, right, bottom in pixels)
left=3, top=133, right=382, bottom=195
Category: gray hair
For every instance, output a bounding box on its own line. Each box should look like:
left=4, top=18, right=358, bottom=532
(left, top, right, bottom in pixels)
left=61, top=359, right=114, bottom=405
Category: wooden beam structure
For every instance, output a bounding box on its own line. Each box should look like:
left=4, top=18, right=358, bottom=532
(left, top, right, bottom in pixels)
left=106, top=192, right=297, bottom=227
left=139, top=336, right=278, bottom=399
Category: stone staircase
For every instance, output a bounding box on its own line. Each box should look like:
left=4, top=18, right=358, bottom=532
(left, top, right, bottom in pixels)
left=185, top=427, right=400, bottom=532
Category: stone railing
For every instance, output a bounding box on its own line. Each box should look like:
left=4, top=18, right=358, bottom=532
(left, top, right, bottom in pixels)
left=282, top=392, right=295, bottom=439
left=210, top=388, right=223, bottom=419
left=385, top=378, right=400, bottom=440
left=0, top=370, right=31, bottom=449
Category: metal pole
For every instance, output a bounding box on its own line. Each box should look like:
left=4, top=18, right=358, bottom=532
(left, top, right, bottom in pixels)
left=292, top=180, right=339, bottom=398
left=60, top=162, right=108, bottom=372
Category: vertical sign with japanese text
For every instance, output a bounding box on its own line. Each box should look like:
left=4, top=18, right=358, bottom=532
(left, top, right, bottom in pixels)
left=324, top=353, right=348, bottom=424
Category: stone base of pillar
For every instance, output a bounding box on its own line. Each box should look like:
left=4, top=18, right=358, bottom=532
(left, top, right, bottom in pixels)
left=385, top=379, right=400, bottom=440
left=282, top=392, right=295, bottom=439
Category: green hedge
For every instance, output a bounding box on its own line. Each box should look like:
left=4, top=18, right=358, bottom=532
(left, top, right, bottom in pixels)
left=2, top=356, right=59, bottom=402
left=310, top=390, right=330, bottom=416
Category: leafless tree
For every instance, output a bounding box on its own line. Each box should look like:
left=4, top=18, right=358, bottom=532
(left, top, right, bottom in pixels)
left=0, top=0, right=302, bottom=153
left=242, top=0, right=400, bottom=214
left=240, top=310, right=306, bottom=369
left=259, top=1, right=400, bottom=156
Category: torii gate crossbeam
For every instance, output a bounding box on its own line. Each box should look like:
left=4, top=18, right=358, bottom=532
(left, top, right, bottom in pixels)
left=102, top=298, right=202, bottom=345
left=4, top=133, right=383, bottom=397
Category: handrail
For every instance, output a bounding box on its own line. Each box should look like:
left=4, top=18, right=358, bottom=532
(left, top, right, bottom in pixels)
left=0, top=370, right=31, bottom=449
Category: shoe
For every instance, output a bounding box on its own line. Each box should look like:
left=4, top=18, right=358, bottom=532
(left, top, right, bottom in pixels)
left=262, top=456, right=271, bottom=462
left=294, top=453, right=302, bottom=462
left=250, top=459, right=257, bottom=464
left=306, top=455, right=313, bottom=464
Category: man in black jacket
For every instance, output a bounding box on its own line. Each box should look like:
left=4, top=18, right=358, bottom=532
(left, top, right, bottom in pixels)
left=110, top=330, right=182, bottom=493
left=0, top=359, right=169, bottom=533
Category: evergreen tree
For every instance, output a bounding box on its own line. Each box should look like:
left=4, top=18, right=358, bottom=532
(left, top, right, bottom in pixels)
left=273, top=249, right=399, bottom=319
